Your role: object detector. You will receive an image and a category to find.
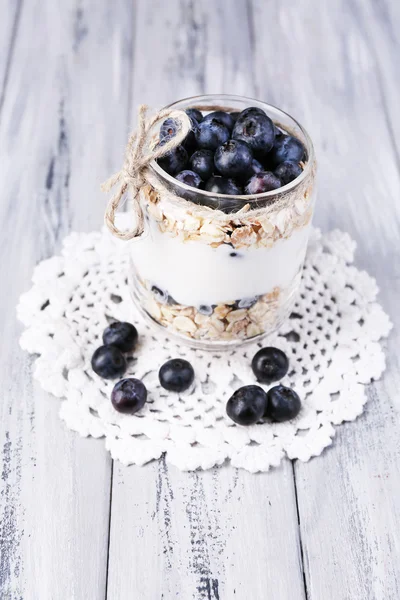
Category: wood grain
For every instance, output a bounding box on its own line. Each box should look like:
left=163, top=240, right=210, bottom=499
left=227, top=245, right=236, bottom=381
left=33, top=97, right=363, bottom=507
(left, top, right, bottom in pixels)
left=108, top=459, right=306, bottom=600
left=0, top=0, right=133, bottom=597
left=1, top=0, right=400, bottom=598
left=0, top=0, right=22, bottom=117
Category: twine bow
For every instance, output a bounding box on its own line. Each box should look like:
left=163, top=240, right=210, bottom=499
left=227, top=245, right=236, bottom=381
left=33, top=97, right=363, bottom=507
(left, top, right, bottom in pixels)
left=101, top=104, right=192, bottom=240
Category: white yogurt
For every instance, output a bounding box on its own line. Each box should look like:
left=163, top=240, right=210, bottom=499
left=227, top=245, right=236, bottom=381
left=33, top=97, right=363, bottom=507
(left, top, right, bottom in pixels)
left=130, top=219, right=310, bottom=307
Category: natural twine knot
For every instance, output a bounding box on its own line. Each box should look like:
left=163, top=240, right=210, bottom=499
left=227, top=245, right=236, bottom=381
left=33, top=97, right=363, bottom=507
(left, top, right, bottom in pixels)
left=101, top=104, right=192, bottom=240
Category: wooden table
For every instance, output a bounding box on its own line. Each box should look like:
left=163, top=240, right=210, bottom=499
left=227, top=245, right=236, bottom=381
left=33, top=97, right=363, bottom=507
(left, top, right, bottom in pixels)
left=1, top=1, right=399, bottom=598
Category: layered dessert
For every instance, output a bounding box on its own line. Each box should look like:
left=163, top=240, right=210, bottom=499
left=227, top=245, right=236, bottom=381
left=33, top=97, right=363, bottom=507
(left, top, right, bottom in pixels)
left=129, top=96, right=316, bottom=347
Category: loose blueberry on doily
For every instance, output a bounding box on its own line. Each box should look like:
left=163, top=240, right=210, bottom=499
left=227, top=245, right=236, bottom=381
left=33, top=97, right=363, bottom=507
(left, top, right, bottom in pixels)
left=103, top=322, right=138, bottom=353
left=91, top=345, right=127, bottom=380
left=159, top=358, right=195, bottom=393
left=265, top=385, right=301, bottom=422
left=111, top=378, right=147, bottom=414
left=251, top=347, right=289, bottom=384
left=226, top=385, right=268, bottom=426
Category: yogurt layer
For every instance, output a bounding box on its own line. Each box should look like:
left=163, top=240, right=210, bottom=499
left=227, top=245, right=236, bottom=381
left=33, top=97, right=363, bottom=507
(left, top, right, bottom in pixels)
left=130, top=219, right=310, bottom=307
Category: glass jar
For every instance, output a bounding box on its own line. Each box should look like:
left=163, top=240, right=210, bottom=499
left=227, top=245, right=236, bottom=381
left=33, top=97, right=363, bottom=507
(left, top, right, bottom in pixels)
left=129, top=94, right=316, bottom=350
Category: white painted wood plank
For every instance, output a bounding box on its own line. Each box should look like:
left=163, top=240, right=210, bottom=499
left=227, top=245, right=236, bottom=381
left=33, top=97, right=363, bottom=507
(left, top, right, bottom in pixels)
left=129, top=0, right=257, bottom=108
left=249, top=0, right=400, bottom=597
left=107, top=1, right=306, bottom=598
left=108, top=459, right=305, bottom=600
left=0, top=0, right=133, bottom=597
left=350, top=0, right=400, bottom=161
left=0, top=0, right=22, bottom=112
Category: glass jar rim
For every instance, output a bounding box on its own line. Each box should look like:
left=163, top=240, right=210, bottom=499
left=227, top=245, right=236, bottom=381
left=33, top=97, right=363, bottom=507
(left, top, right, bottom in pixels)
left=150, top=94, right=315, bottom=202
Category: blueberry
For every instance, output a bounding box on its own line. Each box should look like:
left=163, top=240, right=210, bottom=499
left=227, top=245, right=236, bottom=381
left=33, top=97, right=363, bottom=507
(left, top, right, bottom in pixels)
left=214, top=140, right=253, bottom=178
left=205, top=175, right=242, bottom=195
left=274, top=161, right=302, bottom=185
left=270, top=135, right=305, bottom=166
left=244, top=171, right=281, bottom=194
left=235, top=157, right=264, bottom=185
left=111, top=378, right=147, bottom=414
left=91, top=345, right=127, bottom=380
left=186, top=108, right=203, bottom=123
left=160, top=118, right=179, bottom=140
left=233, top=110, right=275, bottom=155
left=157, top=140, right=188, bottom=176
left=159, top=358, right=195, bottom=392
left=189, top=149, right=215, bottom=181
left=226, top=385, right=268, bottom=426
left=251, top=347, right=289, bottom=384
left=265, top=385, right=301, bottom=422
left=203, top=111, right=235, bottom=131
left=250, top=158, right=264, bottom=175
left=175, top=169, right=203, bottom=188
left=195, top=119, right=230, bottom=150
left=237, top=296, right=259, bottom=309
left=230, top=111, right=240, bottom=123
left=198, top=304, right=214, bottom=316
left=238, top=106, right=267, bottom=119
left=160, top=116, right=197, bottom=153
left=151, top=285, right=169, bottom=304
left=183, top=116, right=199, bottom=153
left=103, top=322, right=138, bottom=353
left=205, top=176, right=244, bottom=212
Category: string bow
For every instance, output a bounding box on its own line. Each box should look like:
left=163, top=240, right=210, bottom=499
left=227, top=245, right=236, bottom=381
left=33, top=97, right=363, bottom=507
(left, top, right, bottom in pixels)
left=101, top=104, right=192, bottom=240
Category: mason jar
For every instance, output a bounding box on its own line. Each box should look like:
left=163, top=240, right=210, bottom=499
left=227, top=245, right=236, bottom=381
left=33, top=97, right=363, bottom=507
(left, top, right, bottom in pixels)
left=129, top=94, right=316, bottom=349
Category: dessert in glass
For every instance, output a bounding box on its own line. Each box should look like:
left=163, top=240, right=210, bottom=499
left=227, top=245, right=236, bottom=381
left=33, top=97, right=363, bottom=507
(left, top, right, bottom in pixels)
left=129, top=94, right=316, bottom=349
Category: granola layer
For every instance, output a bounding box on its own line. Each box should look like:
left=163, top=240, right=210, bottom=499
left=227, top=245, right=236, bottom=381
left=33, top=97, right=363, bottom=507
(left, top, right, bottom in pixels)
left=143, top=165, right=315, bottom=250
left=134, top=277, right=296, bottom=342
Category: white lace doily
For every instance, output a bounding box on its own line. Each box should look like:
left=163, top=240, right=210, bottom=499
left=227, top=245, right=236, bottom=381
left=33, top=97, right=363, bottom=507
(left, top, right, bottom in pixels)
left=17, top=216, right=392, bottom=472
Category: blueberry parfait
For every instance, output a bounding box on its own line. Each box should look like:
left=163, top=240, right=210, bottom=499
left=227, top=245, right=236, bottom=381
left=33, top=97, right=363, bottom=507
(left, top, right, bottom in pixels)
left=130, top=95, right=316, bottom=347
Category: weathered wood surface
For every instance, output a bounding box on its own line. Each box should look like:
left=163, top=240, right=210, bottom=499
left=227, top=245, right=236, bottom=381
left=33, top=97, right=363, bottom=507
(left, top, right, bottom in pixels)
left=0, top=1, right=131, bottom=598
left=0, top=0, right=22, bottom=115
left=1, top=1, right=399, bottom=599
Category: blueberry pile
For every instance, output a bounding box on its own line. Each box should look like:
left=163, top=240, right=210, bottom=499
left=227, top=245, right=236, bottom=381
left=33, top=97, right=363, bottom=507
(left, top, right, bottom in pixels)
left=91, top=321, right=138, bottom=380
left=156, top=107, right=306, bottom=205
left=91, top=321, right=143, bottom=414
left=226, top=346, right=301, bottom=426
left=91, top=321, right=196, bottom=414
left=92, top=325, right=300, bottom=424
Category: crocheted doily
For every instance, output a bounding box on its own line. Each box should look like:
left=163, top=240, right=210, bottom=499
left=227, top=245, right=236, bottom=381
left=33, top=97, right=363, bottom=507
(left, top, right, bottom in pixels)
left=17, top=216, right=392, bottom=472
